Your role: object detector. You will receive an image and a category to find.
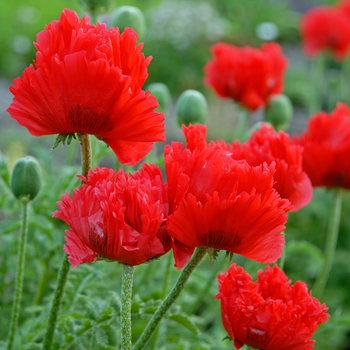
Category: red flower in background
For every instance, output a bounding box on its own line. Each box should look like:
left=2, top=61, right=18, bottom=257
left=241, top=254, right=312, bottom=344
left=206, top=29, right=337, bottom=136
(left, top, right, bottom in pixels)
left=53, top=164, right=170, bottom=267
left=165, top=124, right=291, bottom=269
left=7, top=9, right=165, bottom=165
left=213, top=124, right=313, bottom=211
left=217, top=264, right=329, bottom=350
left=293, top=103, right=350, bottom=189
left=204, top=42, right=287, bottom=111
left=300, top=5, right=350, bottom=60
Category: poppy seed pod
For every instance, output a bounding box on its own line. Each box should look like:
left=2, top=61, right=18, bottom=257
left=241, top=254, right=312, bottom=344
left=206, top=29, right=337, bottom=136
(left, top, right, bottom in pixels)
left=146, top=83, right=172, bottom=113
left=176, top=90, right=208, bottom=127
left=11, top=156, right=42, bottom=201
left=265, top=94, right=293, bottom=131
left=110, top=6, right=146, bottom=40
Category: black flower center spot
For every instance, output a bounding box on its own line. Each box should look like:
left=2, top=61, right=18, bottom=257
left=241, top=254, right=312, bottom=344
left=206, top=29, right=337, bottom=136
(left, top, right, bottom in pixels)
left=69, top=105, right=113, bottom=134
left=202, top=231, right=242, bottom=249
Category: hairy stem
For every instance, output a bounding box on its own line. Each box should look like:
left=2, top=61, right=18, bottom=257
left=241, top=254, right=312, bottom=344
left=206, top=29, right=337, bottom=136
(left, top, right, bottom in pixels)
left=133, top=248, right=207, bottom=350
left=121, top=265, right=134, bottom=350
left=7, top=200, right=29, bottom=350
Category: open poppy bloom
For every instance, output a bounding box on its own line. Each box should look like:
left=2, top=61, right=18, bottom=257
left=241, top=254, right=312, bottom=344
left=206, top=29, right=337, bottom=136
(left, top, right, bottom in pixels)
left=293, top=103, right=350, bottom=189
left=213, top=124, right=313, bottom=211
left=300, top=5, right=350, bottom=60
left=203, top=42, right=287, bottom=111
left=217, top=264, right=329, bottom=350
left=53, top=164, right=170, bottom=267
left=7, top=9, right=165, bottom=165
left=165, top=124, right=291, bottom=269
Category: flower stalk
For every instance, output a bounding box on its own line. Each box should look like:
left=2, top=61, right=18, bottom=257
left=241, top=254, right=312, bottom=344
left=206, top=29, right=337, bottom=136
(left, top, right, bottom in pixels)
left=7, top=199, right=29, bottom=350
left=313, top=188, right=343, bottom=298
left=42, top=134, right=92, bottom=349
left=121, top=264, right=134, bottom=350
left=132, top=248, right=207, bottom=350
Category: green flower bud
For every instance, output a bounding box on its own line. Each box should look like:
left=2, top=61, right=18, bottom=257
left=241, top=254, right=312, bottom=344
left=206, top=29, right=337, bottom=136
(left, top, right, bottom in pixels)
left=176, top=90, right=208, bottom=127
left=11, top=156, right=42, bottom=201
left=146, top=83, right=172, bottom=113
left=265, top=94, right=293, bottom=131
left=110, top=6, right=146, bottom=40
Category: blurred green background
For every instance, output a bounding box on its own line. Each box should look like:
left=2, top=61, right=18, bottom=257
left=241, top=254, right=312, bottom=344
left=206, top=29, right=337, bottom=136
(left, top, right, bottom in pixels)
left=1, top=0, right=350, bottom=349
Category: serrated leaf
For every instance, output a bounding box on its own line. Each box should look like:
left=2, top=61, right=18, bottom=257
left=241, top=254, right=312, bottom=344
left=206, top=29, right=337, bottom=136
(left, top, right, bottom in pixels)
left=168, top=313, right=199, bottom=335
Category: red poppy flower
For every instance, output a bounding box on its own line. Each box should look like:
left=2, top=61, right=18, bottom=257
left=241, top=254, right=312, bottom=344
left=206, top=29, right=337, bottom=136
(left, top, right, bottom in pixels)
left=217, top=263, right=329, bottom=350
left=293, top=103, right=350, bottom=189
left=213, top=124, right=313, bottom=211
left=165, top=124, right=291, bottom=269
left=53, top=164, right=170, bottom=267
left=203, top=42, right=287, bottom=111
left=300, top=6, right=350, bottom=60
left=7, top=9, right=165, bottom=165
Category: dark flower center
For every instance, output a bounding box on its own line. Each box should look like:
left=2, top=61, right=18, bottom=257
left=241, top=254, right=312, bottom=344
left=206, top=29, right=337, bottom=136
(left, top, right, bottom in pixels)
left=69, top=105, right=114, bottom=134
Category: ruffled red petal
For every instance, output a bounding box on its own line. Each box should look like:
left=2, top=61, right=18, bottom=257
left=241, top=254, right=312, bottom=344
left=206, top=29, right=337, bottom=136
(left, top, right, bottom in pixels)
left=7, top=9, right=165, bottom=165
left=294, top=103, right=350, bottom=189
left=204, top=42, right=287, bottom=111
left=53, top=165, right=170, bottom=266
left=217, top=264, right=329, bottom=350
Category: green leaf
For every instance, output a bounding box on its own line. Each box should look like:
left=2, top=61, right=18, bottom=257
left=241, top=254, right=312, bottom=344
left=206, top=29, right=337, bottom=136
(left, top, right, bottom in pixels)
left=168, top=313, right=199, bottom=335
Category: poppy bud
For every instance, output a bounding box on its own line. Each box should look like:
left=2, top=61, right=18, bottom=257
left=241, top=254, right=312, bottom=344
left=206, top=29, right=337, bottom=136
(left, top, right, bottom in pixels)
left=110, top=6, right=146, bottom=40
left=146, top=83, right=172, bottom=113
left=176, top=90, right=208, bottom=127
left=11, top=156, right=42, bottom=201
left=265, top=94, right=293, bottom=131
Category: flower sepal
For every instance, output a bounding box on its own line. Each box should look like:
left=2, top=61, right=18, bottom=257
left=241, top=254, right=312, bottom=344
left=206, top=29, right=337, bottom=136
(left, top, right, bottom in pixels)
left=52, top=133, right=77, bottom=149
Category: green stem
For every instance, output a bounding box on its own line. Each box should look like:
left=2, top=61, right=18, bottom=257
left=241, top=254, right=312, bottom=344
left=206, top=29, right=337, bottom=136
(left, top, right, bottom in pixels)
left=34, top=255, right=52, bottom=305
left=233, top=106, right=249, bottom=142
left=188, top=252, right=227, bottom=315
left=309, top=54, right=327, bottom=114
left=132, top=248, right=207, bottom=350
left=149, top=253, right=173, bottom=350
left=313, top=188, right=343, bottom=298
left=121, top=265, right=134, bottom=350
left=42, top=257, right=70, bottom=349
left=42, top=134, right=92, bottom=349
left=79, top=134, right=92, bottom=178
left=7, top=200, right=29, bottom=350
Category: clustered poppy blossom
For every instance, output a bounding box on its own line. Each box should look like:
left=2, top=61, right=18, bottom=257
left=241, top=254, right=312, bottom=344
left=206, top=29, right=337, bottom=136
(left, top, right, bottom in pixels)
left=203, top=42, right=287, bottom=111
left=213, top=124, right=313, bottom=211
left=7, top=9, right=165, bottom=165
left=217, top=263, right=329, bottom=350
left=53, top=164, right=170, bottom=267
left=293, top=103, right=350, bottom=189
left=165, top=124, right=291, bottom=269
left=300, top=3, right=350, bottom=60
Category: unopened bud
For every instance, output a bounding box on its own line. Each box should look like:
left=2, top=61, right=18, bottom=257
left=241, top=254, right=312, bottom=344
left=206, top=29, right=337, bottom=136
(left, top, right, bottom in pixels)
left=110, top=6, right=146, bottom=40
left=146, top=83, right=171, bottom=113
left=176, top=90, right=208, bottom=127
left=11, top=156, right=42, bottom=201
left=265, top=94, right=293, bottom=131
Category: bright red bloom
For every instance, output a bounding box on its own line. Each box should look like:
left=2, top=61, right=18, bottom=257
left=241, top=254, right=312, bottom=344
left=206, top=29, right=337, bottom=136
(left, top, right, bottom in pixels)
left=53, top=164, right=170, bottom=267
left=293, top=103, right=350, bottom=189
left=213, top=124, right=313, bottom=211
left=7, top=9, right=165, bottom=165
left=204, top=42, right=287, bottom=111
left=300, top=5, right=350, bottom=60
left=165, top=124, right=291, bottom=269
left=217, top=263, right=329, bottom=350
